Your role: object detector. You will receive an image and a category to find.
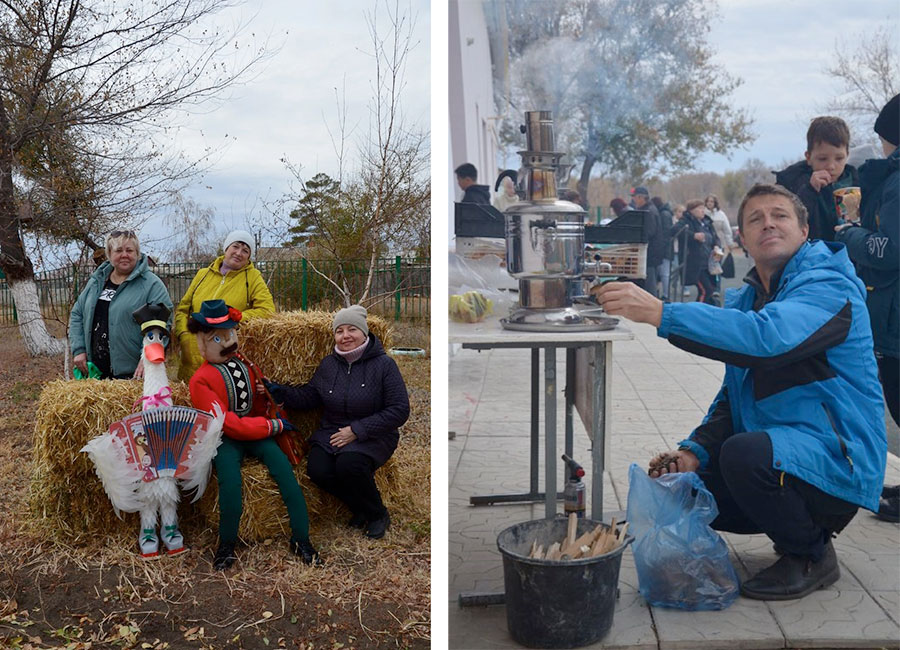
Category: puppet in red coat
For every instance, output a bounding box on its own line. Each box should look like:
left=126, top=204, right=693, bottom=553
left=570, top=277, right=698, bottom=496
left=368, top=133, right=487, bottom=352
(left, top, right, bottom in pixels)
left=187, top=299, right=318, bottom=569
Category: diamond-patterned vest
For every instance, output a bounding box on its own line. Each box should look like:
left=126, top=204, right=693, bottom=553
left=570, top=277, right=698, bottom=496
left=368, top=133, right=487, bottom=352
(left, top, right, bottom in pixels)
left=210, top=358, right=253, bottom=416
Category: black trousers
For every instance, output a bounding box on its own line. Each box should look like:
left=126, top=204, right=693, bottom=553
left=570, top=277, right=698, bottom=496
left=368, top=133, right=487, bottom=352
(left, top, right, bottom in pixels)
left=697, top=431, right=858, bottom=561
left=877, top=354, right=899, bottom=427
left=306, top=445, right=387, bottom=520
left=695, top=270, right=717, bottom=305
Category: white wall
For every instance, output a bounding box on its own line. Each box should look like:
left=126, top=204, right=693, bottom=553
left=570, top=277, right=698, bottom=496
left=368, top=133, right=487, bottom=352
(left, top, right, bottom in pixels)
left=449, top=0, right=498, bottom=209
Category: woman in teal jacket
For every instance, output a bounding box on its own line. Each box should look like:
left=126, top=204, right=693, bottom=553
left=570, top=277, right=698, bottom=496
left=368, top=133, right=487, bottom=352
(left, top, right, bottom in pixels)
left=69, top=231, right=173, bottom=379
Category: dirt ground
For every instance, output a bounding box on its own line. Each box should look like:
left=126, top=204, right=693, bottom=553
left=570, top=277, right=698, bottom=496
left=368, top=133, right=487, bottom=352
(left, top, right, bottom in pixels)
left=0, top=322, right=431, bottom=649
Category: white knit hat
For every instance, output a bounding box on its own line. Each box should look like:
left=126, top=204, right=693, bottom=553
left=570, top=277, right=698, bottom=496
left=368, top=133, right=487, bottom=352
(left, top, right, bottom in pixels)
left=223, top=229, right=254, bottom=258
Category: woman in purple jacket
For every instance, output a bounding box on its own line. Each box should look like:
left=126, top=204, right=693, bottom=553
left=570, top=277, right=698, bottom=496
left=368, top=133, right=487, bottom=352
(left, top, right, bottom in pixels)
left=265, top=306, right=410, bottom=539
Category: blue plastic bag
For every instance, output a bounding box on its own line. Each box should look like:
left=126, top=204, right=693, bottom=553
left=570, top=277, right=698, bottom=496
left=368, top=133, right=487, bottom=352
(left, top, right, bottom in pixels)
left=626, top=463, right=739, bottom=610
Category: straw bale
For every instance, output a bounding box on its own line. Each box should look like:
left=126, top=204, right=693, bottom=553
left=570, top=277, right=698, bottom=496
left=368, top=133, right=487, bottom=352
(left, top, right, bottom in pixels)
left=29, top=315, right=428, bottom=547
left=236, top=310, right=393, bottom=384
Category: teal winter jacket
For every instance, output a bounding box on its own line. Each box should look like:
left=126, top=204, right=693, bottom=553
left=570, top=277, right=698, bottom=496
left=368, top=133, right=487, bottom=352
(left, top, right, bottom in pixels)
left=658, top=241, right=886, bottom=511
left=69, top=255, right=173, bottom=377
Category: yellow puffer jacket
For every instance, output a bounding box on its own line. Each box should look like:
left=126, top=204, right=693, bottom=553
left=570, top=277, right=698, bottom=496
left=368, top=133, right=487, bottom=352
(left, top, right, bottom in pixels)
left=173, top=257, right=276, bottom=380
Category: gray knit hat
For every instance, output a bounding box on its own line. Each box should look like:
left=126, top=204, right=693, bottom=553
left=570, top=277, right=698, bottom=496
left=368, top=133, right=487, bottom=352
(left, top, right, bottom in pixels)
left=223, top=229, right=254, bottom=258
left=333, top=305, right=368, bottom=336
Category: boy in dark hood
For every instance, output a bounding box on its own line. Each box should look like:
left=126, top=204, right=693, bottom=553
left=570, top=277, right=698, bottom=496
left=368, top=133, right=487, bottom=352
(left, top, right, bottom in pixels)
left=775, top=116, right=858, bottom=242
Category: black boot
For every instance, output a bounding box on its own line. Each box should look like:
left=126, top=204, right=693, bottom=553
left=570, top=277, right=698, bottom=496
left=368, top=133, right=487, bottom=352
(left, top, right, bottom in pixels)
left=741, top=539, right=839, bottom=600
left=876, top=485, right=900, bottom=523
left=213, top=542, right=237, bottom=571
left=347, top=512, right=367, bottom=530
left=290, top=538, right=321, bottom=566
left=365, top=510, right=391, bottom=539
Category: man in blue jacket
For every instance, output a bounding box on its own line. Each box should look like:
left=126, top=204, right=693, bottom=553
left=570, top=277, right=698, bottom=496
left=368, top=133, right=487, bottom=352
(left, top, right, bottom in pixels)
left=593, top=183, right=887, bottom=601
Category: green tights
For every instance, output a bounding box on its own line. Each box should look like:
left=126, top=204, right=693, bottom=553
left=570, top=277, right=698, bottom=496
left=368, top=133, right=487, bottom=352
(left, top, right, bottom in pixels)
left=214, top=436, right=310, bottom=544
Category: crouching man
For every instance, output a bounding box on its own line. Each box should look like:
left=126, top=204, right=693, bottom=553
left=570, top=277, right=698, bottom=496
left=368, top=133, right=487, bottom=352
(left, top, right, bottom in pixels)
left=593, top=183, right=887, bottom=600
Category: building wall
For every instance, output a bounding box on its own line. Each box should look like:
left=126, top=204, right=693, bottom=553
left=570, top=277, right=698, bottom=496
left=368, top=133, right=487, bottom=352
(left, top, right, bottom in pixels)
left=449, top=0, right=498, bottom=209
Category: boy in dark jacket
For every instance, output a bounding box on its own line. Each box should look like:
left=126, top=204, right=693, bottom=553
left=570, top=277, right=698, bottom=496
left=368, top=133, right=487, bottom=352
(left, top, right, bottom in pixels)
left=775, top=116, right=858, bottom=242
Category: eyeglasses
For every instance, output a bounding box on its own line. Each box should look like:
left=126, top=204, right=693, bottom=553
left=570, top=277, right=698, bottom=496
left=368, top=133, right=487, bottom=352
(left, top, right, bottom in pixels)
left=109, top=230, right=136, bottom=239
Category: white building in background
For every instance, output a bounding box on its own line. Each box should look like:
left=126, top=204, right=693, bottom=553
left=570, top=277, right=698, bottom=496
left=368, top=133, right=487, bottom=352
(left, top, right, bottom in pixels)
left=448, top=0, right=503, bottom=215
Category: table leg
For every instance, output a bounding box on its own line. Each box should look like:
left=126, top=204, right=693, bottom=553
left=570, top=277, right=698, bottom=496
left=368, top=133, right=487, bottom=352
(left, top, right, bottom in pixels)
left=565, top=348, right=575, bottom=475
left=590, top=342, right=610, bottom=521
left=545, top=346, right=557, bottom=519
left=530, top=347, right=539, bottom=494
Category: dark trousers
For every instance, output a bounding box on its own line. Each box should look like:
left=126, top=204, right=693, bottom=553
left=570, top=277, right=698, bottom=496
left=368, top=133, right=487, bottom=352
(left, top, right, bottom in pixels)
left=214, top=437, right=310, bottom=544
left=877, top=354, right=899, bottom=427
left=698, top=431, right=857, bottom=561
left=306, top=445, right=386, bottom=520
left=695, top=270, right=717, bottom=305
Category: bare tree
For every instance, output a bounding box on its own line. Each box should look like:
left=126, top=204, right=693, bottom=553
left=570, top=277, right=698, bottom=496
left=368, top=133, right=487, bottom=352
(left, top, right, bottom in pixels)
left=493, top=0, right=754, bottom=198
left=823, top=25, right=899, bottom=145
left=278, top=0, right=429, bottom=308
left=0, top=0, right=269, bottom=355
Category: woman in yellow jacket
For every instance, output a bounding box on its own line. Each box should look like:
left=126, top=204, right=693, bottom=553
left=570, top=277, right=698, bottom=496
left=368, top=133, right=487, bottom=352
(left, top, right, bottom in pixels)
left=173, top=230, right=275, bottom=380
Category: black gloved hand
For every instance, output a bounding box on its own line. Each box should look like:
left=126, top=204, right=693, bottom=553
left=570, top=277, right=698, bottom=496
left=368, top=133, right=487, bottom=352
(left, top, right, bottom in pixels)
left=263, top=379, right=289, bottom=405
left=275, top=417, right=297, bottom=433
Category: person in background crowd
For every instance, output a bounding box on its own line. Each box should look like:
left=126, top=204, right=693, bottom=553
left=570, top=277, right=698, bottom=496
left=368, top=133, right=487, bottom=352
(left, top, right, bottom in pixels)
left=670, top=199, right=719, bottom=305
left=173, top=230, right=275, bottom=381
left=705, top=194, right=736, bottom=301
left=69, top=230, right=173, bottom=380
left=493, top=175, right=519, bottom=212
left=609, top=197, right=628, bottom=217
left=652, top=196, right=675, bottom=301
left=775, top=116, right=858, bottom=242
left=455, top=163, right=491, bottom=204
left=629, top=186, right=663, bottom=298
left=593, top=183, right=886, bottom=601
left=835, top=93, right=899, bottom=522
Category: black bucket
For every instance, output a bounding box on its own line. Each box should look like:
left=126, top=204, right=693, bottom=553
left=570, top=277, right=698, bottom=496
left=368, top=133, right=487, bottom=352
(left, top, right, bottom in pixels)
left=496, top=518, right=632, bottom=648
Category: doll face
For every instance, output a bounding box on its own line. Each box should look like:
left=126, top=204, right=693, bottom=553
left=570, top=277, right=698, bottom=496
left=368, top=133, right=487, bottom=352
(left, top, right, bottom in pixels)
left=196, top=327, right=239, bottom=364
left=142, top=327, right=169, bottom=364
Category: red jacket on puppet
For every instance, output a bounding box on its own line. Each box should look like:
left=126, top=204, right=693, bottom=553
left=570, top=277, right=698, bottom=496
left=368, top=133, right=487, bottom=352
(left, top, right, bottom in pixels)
left=186, top=300, right=301, bottom=461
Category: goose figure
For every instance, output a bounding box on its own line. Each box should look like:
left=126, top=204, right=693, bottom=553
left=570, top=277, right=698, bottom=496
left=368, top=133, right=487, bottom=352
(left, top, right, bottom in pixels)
left=81, top=302, right=223, bottom=558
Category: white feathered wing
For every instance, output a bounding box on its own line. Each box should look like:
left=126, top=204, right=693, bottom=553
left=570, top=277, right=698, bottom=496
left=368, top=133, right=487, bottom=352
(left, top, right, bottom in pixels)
left=80, top=434, right=144, bottom=517
left=178, top=403, right=224, bottom=502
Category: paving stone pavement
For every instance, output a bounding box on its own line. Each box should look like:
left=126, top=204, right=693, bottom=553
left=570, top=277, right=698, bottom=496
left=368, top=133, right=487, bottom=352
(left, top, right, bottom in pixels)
left=448, top=321, right=900, bottom=650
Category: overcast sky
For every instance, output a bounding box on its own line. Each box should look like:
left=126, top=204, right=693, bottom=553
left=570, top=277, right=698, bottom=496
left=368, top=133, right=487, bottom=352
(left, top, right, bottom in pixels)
left=697, top=0, right=897, bottom=173
left=144, top=0, right=430, bottom=250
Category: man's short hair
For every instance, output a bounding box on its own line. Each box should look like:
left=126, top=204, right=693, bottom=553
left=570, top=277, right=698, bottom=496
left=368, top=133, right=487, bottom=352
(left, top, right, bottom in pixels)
left=737, top=183, right=808, bottom=230
left=454, top=163, right=477, bottom=181
left=806, top=116, right=850, bottom=153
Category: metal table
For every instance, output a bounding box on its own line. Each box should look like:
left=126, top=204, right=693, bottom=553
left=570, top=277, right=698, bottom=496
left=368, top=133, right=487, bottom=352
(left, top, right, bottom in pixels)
left=449, top=315, right=632, bottom=520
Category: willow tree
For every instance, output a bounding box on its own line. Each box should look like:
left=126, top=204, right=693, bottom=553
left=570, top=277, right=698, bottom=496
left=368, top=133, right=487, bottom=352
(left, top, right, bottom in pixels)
left=0, top=0, right=267, bottom=356
left=493, top=0, right=755, bottom=195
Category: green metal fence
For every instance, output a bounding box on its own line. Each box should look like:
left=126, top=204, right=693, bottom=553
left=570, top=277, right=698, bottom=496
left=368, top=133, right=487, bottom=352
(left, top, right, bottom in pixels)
left=0, top=256, right=430, bottom=325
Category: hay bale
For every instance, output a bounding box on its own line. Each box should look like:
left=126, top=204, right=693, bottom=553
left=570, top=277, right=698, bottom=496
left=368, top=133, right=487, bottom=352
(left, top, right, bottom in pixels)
left=237, top=310, right=393, bottom=384
left=29, top=312, right=427, bottom=546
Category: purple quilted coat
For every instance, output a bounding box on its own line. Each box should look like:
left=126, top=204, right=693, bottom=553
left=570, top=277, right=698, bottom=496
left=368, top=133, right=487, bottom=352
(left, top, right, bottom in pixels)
left=280, top=335, right=410, bottom=466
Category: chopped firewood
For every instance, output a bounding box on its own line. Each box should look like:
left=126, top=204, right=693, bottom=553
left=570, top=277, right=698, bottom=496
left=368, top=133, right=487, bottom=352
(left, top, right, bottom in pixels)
left=530, top=539, right=538, bottom=558
left=546, top=542, right=562, bottom=561
left=565, top=512, right=577, bottom=551
left=533, top=544, right=544, bottom=559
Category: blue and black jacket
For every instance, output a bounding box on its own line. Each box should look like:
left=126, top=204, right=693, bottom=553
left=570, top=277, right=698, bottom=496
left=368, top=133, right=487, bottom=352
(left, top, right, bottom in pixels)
left=658, top=241, right=887, bottom=511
